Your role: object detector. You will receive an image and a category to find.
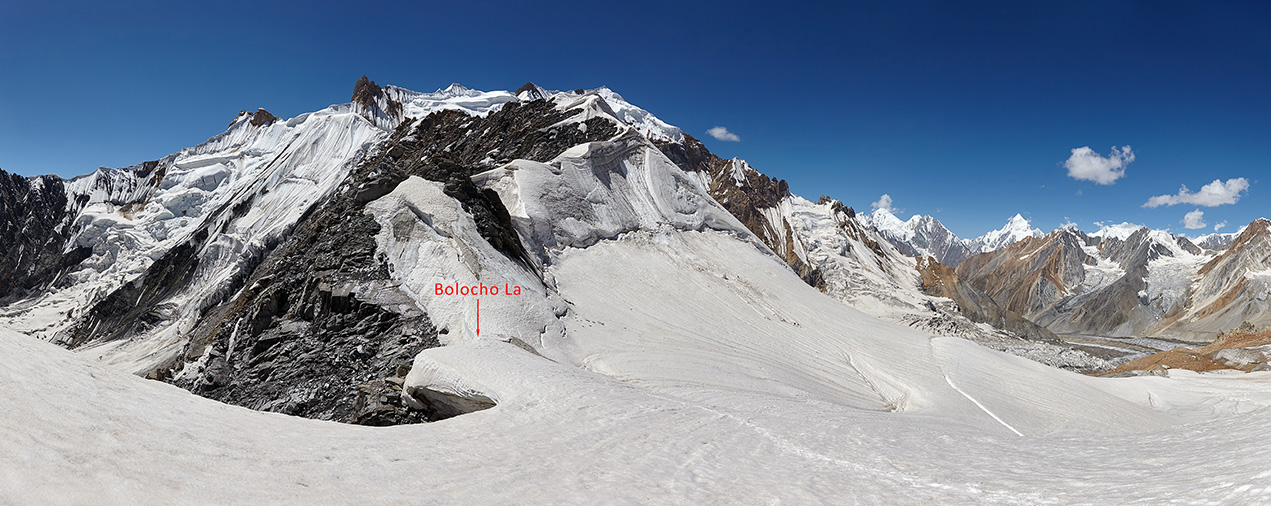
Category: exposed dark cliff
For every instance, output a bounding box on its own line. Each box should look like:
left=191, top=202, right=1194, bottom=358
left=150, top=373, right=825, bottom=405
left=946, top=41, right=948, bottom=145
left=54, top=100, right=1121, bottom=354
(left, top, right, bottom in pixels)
left=0, top=170, right=84, bottom=304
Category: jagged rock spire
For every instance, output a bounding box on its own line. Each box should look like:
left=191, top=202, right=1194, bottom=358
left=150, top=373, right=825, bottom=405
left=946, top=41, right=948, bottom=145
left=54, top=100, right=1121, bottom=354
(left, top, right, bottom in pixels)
left=514, top=82, right=547, bottom=100
left=351, top=75, right=383, bottom=107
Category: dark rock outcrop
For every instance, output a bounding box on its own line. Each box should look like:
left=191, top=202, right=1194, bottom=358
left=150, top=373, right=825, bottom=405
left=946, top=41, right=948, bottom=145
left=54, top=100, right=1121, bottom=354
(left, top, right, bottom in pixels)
left=351, top=75, right=403, bottom=122
left=0, top=170, right=84, bottom=303
left=249, top=108, right=279, bottom=127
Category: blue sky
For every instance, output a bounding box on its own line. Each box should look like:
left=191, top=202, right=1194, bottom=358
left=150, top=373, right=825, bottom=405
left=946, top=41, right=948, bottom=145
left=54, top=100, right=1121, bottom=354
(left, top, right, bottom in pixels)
left=1, top=1, right=1266, bottom=238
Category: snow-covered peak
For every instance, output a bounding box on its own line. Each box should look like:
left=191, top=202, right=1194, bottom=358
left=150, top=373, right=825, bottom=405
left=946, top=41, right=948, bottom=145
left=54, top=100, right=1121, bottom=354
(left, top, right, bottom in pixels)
left=1144, top=229, right=1196, bottom=258
left=861, top=207, right=915, bottom=242
left=1192, top=222, right=1257, bottom=251
left=1089, top=222, right=1145, bottom=241
left=436, top=83, right=473, bottom=96
left=593, top=87, right=684, bottom=143
left=965, top=213, right=1043, bottom=253
left=345, top=79, right=684, bottom=145
left=514, top=82, right=552, bottom=101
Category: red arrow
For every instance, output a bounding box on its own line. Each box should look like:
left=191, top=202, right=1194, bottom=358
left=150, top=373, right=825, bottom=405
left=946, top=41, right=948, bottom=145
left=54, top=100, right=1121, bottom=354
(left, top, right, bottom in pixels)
left=476, top=299, right=481, bottom=336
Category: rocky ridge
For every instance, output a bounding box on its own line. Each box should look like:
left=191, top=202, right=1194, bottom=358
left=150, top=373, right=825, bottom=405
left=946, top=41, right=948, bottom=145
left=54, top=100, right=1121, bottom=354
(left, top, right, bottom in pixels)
left=957, top=220, right=1271, bottom=341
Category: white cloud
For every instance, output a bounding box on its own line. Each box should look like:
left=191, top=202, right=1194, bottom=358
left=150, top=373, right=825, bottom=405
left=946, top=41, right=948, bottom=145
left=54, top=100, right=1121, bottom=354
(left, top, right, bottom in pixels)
left=1142, top=178, right=1249, bottom=208
left=871, top=194, right=894, bottom=212
left=706, top=126, right=740, bottom=142
left=1063, top=145, right=1134, bottom=185
left=1060, top=218, right=1078, bottom=229
left=1214, top=220, right=1228, bottom=232
left=1182, top=209, right=1206, bottom=229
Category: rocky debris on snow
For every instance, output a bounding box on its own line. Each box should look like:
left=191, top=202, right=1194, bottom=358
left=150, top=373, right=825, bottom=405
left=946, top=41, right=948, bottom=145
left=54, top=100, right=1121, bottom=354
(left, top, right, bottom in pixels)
left=1104, top=322, right=1271, bottom=376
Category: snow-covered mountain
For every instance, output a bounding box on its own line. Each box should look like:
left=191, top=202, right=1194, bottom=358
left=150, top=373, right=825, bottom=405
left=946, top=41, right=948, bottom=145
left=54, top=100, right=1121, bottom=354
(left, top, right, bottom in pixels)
left=859, top=208, right=974, bottom=267
left=1192, top=228, right=1244, bottom=251
left=956, top=220, right=1271, bottom=341
left=1089, top=221, right=1146, bottom=241
left=4, top=78, right=1271, bottom=503
left=859, top=210, right=1044, bottom=267
left=963, top=213, right=1045, bottom=254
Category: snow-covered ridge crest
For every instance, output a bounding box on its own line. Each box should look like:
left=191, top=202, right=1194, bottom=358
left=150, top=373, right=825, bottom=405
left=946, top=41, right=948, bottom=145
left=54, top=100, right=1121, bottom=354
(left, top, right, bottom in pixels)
left=344, top=78, right=686, bottom=147
left=1089, top=221, right=1145, bottom=241
left=592, top=87, right=684, bottom=143
left=506, top=83, right=687, bottom=143
left=387, top=83, right=518, bottom=120
left=347, top=76, right=518, bottom=130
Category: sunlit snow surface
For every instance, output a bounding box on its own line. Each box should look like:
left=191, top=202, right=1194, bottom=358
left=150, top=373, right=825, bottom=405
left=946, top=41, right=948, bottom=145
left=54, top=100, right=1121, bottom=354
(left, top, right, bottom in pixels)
left=6, top=245, right=1271, bottom=504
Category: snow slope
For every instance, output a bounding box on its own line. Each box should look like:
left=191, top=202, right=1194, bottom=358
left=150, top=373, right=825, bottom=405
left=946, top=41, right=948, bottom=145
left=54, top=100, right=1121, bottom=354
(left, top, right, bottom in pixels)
left=7, top=238, right=1271, bottom=503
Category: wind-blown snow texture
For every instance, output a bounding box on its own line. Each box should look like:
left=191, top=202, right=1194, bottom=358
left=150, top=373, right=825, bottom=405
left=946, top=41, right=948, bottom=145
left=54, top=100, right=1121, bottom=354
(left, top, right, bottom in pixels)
left=5, top=81, right=1271, bottom=504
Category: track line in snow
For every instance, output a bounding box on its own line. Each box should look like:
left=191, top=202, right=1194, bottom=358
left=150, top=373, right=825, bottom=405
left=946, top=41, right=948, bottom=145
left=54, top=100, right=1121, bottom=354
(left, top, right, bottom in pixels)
left=942, top=374, right=1025, bottom=437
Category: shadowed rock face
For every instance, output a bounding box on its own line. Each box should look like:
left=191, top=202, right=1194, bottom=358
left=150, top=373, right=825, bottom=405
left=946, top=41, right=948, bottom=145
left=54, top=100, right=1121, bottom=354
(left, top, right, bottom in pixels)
left=0, top=170, right=86, bottom=304
left=514, top=82, right=548, bottom=100
left=655, top=134, right=825, bottom=289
